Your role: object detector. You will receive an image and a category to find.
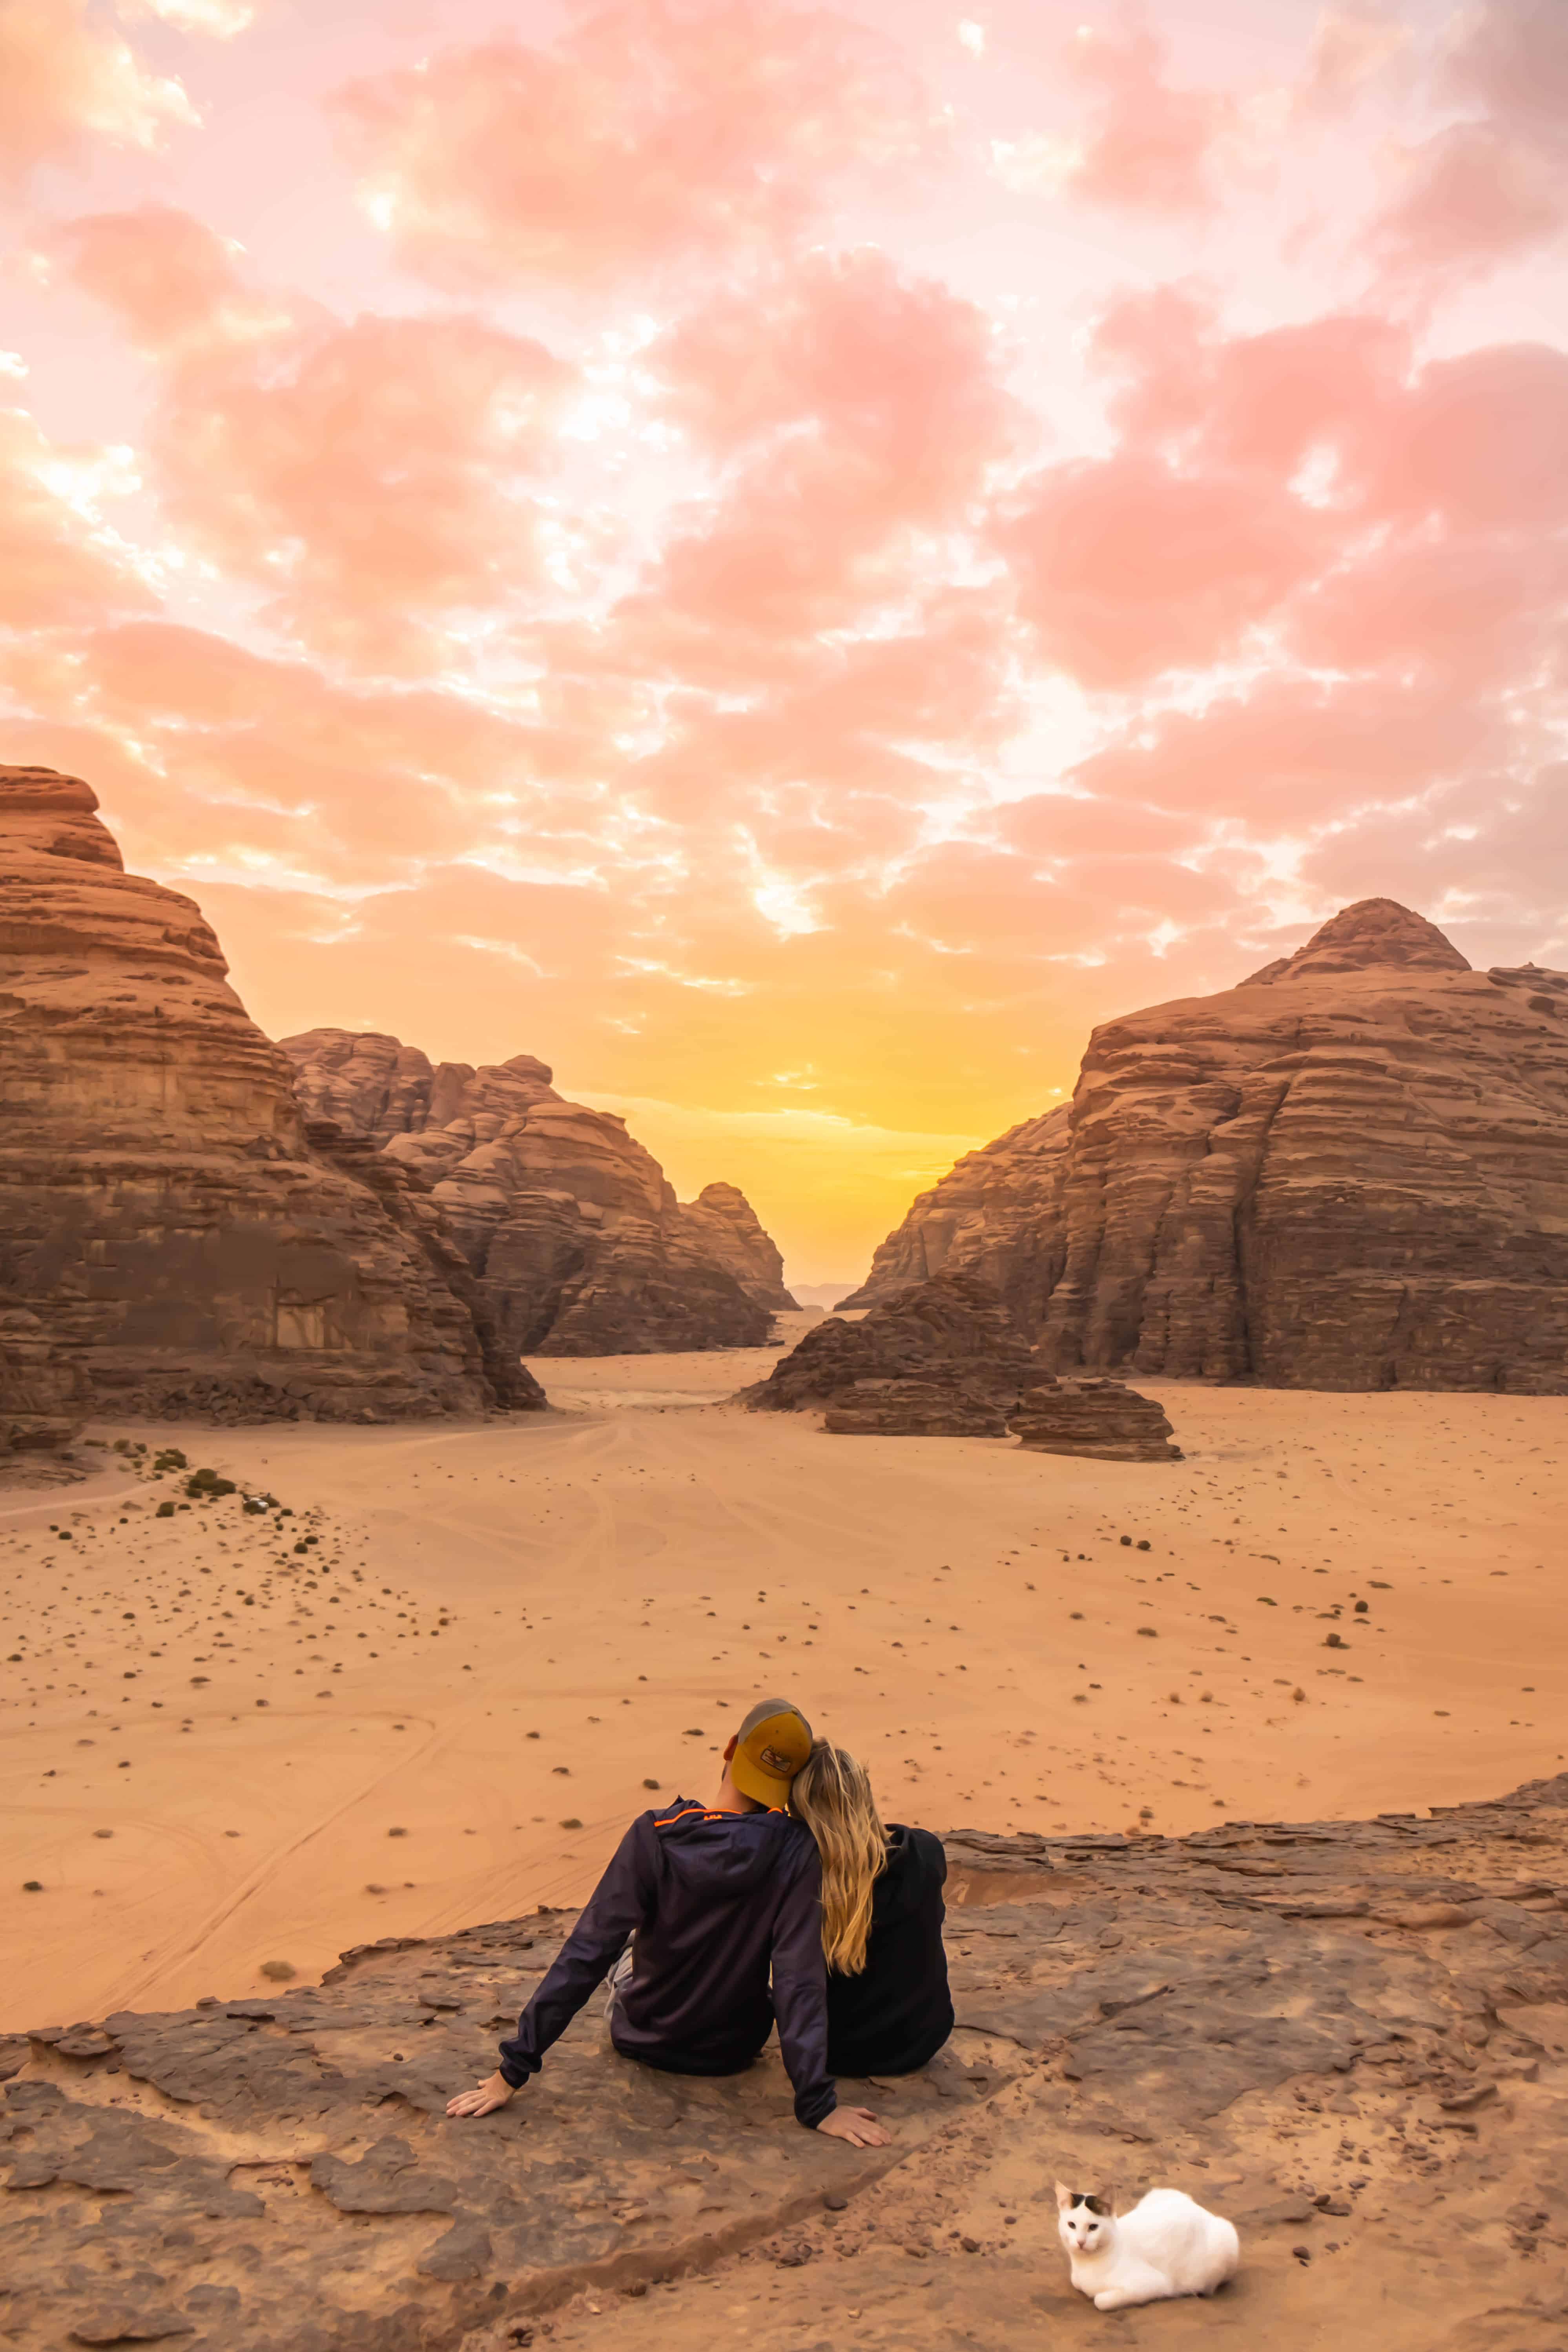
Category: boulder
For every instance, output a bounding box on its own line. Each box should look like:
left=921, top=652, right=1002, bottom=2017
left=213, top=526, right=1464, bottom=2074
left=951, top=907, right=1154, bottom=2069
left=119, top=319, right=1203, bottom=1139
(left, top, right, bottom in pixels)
left=749, top=1271, right=1181, bottom=1457
left=849, top=899, right=1568, bottom=1391
left=0, top=767, right=539, bottom=1423
left=822, top=1373, right=1011, bottom=1437
left=1009, top=1378, right=1181, bottom=1462
left=282, top=1031, right=781, bottom=1355
left=743, top=1269, right=1032, bottom=1416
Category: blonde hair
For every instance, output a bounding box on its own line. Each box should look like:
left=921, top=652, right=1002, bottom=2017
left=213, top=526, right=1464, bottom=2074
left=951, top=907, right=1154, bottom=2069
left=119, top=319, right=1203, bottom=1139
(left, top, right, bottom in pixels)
left=791, top=1741, right=890, bottom=1975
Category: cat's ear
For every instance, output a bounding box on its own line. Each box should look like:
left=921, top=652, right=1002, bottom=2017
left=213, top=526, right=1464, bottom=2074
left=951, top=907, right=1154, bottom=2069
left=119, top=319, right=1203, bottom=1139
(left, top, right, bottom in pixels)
left=1054, top=2181, right=1073, bottom=2212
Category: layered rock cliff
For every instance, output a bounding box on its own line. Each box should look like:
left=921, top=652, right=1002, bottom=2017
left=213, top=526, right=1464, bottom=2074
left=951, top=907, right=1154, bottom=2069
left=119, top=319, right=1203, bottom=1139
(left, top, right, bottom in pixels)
left=0, top=768, right=541, bottom=1422
left=847, top=899, right=1568, bottom=1391
left=674, top=1182, right=797, bottom=1312
left=835, top=1104, right=1070, bottom=1315
left=0, top=1307, right=88, bottom=1455
left=280, top=1030, right=786, bottom=1355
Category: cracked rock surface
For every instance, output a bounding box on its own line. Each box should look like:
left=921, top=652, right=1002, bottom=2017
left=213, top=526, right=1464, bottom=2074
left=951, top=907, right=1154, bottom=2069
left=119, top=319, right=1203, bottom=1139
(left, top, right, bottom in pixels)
left=5, top=1774, right=1567, bottom=2350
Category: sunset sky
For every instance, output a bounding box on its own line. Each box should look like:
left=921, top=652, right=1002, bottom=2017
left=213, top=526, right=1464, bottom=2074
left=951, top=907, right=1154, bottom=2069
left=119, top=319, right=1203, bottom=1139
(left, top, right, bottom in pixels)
left=3, top=0, right=1566, bottom=1279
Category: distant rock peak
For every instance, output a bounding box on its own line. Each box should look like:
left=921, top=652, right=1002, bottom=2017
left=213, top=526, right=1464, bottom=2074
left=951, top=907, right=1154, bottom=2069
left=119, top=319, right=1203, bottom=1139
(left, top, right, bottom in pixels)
left=0, top=764, right=98, bottom=817
left=281, top=1029, right=791, bottom=1345
left=1247, top=897, right=1470, bottom=985
left=677, top=1183, right=797, bottom=1311
left=0, top=764, right=125, bottom=872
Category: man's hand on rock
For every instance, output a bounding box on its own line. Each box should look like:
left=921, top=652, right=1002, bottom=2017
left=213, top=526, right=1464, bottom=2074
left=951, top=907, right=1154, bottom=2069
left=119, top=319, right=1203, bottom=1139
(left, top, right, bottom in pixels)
left=445, top=2070, right=516, bottom=2119
left=817, top=2104, right=889, bottom=2148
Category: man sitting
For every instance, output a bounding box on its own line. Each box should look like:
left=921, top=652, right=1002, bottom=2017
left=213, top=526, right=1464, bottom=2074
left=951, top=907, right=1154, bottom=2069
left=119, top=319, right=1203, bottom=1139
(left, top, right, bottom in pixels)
left=445, top=1696, right=889, bottom=2145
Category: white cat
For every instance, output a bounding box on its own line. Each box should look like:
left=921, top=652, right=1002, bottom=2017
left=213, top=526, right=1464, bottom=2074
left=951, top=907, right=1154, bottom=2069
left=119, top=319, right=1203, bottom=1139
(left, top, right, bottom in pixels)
left=1055, top=2181, right=1240, bottom=2311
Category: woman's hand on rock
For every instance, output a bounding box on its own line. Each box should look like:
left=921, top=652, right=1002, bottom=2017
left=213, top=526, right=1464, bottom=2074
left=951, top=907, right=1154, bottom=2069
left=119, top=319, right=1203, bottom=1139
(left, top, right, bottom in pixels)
left=445, top=2071, right=516, bottom=2119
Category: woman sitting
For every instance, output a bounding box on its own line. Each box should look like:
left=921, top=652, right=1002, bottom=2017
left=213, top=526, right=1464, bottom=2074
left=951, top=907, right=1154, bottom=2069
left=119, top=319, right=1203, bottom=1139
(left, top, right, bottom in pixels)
left=789, top=1741, right=954, bottom=2079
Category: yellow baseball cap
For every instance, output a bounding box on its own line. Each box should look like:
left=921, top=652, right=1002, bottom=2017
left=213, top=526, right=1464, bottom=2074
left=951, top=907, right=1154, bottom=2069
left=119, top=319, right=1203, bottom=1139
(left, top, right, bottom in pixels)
left=730, top=1696, right=813, bottom=1806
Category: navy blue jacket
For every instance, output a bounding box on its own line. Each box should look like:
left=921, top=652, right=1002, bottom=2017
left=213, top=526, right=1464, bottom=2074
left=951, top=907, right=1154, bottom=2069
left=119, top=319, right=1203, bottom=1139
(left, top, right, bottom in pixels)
left=497, top=1797, right=836, bottom=2127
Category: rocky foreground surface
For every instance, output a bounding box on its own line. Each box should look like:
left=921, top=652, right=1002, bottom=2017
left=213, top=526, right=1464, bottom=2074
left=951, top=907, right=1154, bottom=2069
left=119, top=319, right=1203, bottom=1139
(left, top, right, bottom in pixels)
left=843, top=898, right=1568, bottom=1393
left=6, top=1775, right=1565, bottom=2350
left=283, top=1031, right=793, bottom=1357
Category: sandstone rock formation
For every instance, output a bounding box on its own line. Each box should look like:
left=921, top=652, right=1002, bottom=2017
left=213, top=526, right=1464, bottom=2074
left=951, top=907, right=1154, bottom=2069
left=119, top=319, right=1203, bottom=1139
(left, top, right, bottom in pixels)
left=281, top=1030, right=784, bottom=1355
left=5, top=1773, right=1566, bottom=2352
left=849, top=899, right=1568, bottom=1391
left=835, top=1104, right=1069, bottom=1315
left=673, top=1183, right=797, bottom=1312
left=0, top=768, right=541, bottom=1423
left=1009, top=1377, right=1181, bottom=1462
left=743, top=1269, right=1034, bottom=1424
left=0, top=1307, right=88, bottom=1456
left=822, top=1373, right=1013, bottom=1437
left=749, top=1270, right=1182, bottom=1454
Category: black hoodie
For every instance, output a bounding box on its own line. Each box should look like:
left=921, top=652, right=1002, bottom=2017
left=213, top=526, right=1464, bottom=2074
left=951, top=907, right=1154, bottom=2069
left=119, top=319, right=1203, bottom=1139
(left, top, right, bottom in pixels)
left=825, top=1824, right=953, bottom=2079
left=497, top=1796, right=836, bottom=2127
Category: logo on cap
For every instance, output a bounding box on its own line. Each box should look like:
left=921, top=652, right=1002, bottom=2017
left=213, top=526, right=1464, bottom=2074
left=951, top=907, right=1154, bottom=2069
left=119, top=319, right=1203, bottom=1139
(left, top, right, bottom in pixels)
left=758, top=1744, right=795, bottom=1774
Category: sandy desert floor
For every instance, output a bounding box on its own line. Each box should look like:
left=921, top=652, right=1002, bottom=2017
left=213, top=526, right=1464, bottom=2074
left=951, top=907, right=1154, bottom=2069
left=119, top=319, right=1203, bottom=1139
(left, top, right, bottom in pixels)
left=4, top=1313, right=1566, bottom=2033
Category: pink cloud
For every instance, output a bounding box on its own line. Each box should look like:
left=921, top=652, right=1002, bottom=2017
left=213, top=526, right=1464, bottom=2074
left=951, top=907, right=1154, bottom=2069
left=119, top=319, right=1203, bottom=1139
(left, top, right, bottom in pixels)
left=8, top=620, right=613, bottom=891
left=861, top=839, right=1254, bottom=1003
left=590, top=587, right=1019, bottom=850
left=1371, top=120, right=1567, bottom=288
left=332, top=0, right=937, bottom=292
left=1369, top=0, right=1568, bottom=288
left=60, top=210, right=574, bottom=664
left=54, top=204, right=263, bottom=350
left=0, top=409, right=153, bottom=629
left=0, top=0, right=195, bottom=195
left=1451, top=0, right=1568, bottom=155
left=992, top=793, right=1197, bottom=864
left=650, top=246, right=1018, bottom=485
left=1290, top=529, right=1568, bottom=690
left=1064, top=22, right=1234, bottom=215
left=1090, top=286, right=1409, bottom=487
left=158, top=310, right=571, bottom=659
left=998, top=450, right=1326, bottom=688
left=1067, top=677, right=1504, bottom=826
left=124, top=1, right=260, bottom=33
left=1295, top=5, right=1411, bottom=118
left=1370, top=341, right=1568, bottom=529
left=1298, top=761, right=1568, bottom=950
left=619, top=250, right=1017, bottom=651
